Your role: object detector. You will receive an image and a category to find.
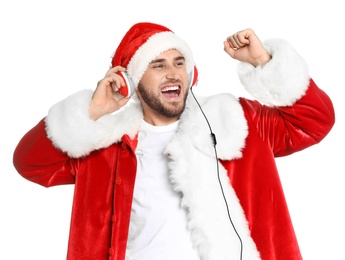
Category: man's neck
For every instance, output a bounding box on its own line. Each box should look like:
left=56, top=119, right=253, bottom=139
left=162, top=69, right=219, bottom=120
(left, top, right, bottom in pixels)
left=142, top=109, right=179, bottom=126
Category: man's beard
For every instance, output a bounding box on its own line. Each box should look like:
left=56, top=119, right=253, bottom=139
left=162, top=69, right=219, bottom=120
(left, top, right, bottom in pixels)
left=137, top=82, right=188, bottom=118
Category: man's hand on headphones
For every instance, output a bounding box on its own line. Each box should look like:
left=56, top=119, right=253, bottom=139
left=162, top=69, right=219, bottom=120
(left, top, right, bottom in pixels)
left=89, top=66, right=130, bottom=121
left=223, top=28, right=271, bottom=67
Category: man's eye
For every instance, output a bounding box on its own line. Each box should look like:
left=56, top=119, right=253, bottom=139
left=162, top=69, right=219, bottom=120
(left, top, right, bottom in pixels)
left=153, top=64, right=164, bottom=69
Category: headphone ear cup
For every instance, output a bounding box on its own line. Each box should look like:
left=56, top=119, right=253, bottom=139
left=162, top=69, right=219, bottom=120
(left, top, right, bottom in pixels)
left=116, top=71, right=135, bottom=97
left=189, top=65, right=198, bottom=87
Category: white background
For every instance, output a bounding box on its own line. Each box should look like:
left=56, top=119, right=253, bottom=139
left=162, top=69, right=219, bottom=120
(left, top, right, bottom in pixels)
left=1, top=0, right=344, bottom=259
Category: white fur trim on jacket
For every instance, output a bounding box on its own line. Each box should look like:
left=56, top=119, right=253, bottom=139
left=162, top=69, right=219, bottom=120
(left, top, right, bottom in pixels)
left=238, top=38, right=310, bottom=106
left=165, top=93, right=260, bottom=259
left=45, top=90, right=143, bottom=158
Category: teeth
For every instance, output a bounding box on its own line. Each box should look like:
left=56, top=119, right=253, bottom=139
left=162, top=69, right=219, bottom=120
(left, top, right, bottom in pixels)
left=162, top=86, right=179, bottom=92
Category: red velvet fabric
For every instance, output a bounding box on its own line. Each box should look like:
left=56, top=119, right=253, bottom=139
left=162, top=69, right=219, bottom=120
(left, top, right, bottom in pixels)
left=111, top=22, right=172, bottom=68
left=221, top=79, right=334, bottom=259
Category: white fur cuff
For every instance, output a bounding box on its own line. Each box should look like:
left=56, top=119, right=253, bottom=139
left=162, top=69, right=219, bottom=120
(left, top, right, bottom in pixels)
left=45, top=90, right=123, bottom=158
left=237, top=38, right=310, bottom=106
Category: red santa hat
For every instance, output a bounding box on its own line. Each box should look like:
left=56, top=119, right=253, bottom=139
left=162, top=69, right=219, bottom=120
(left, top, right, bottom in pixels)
left=111, top=22, right=195, bottom=87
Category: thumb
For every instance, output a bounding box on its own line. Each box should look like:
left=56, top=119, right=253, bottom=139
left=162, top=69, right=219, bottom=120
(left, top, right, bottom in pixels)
left=117, top=96, right=130, bottom=108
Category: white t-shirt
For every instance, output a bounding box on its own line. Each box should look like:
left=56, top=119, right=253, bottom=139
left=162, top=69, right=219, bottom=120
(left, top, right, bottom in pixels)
left=126, top=120, right=199, bottom=260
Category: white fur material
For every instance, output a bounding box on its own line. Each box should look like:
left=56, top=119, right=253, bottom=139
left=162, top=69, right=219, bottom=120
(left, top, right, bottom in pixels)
left=238, top=38, right=310, bottom=106
left=45, top=90, right=144, bottom=158
left=165, top=93, right=261, bottom=259
left=127, top=31, right=194, bottom=87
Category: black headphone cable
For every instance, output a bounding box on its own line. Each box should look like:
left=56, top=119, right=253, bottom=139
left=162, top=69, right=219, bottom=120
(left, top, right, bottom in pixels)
left=190, top=86, right=243, bottom=260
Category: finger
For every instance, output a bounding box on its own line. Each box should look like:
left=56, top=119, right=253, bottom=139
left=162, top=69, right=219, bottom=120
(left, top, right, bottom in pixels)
left=100, top=71, right=126, bottom=91
left=232, top=35, right=243, bottom=48
left=231, top=34, right=249, bottom=48
left=109, top=75, right=125, bottom=92
left=117, top=96, right=130, bottom=107
left=96, top=75, right=121, bottom=94
left=236, top=32, right=250, bottom=46
left=105, top=65, right=126, bottom=77
left=227, top=35, right=245, bottom=49
left=227, top=30, right=251, bottom=49
left=226, top=36, right=239, bottom=49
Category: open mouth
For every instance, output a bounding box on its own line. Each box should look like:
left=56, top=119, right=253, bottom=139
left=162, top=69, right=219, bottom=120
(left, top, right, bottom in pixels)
left=161, top=85, right=181, bottom=98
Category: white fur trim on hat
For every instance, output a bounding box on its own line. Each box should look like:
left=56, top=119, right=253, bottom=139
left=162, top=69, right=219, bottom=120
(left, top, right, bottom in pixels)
left=127, top=31, right=194, bottom=87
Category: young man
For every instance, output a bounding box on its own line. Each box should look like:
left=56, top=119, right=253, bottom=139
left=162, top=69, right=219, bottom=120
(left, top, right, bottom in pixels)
left=13, top=22, right=335, bottom=259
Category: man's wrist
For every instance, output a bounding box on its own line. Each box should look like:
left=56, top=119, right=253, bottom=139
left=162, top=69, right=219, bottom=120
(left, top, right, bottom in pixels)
left=253, top=52, right=272, bottom=67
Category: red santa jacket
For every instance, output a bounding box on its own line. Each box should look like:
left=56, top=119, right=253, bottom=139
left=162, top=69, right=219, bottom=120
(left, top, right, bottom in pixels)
left=13, top=39, right=335, bottom=259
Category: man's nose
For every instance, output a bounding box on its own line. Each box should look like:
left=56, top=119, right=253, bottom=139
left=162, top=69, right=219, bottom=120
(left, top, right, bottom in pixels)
left=166, top=66, right=180, bottom=80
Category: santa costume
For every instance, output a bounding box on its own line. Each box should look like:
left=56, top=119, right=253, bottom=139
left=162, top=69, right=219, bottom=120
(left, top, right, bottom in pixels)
left=13, top=22, right=335, bottom=259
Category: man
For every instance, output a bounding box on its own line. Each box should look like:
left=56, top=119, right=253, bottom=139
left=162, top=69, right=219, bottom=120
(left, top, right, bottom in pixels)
left=13, top=22, right=335, bottom=259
